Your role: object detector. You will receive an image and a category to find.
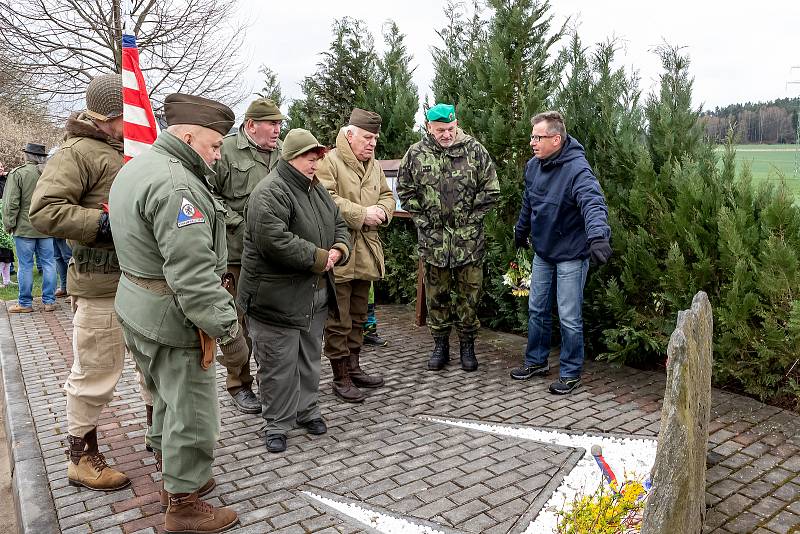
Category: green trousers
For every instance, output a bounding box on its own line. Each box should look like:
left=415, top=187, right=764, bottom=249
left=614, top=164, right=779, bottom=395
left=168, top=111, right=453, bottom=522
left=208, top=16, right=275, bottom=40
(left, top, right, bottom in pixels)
left=423, top=262, right=483, bottom=339
left=121, top=323, right=219, bottom=494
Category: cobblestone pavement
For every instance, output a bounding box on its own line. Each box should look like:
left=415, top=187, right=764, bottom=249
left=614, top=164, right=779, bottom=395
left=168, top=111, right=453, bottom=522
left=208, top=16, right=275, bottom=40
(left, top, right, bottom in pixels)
left=1, top=300, right=798, bottom=534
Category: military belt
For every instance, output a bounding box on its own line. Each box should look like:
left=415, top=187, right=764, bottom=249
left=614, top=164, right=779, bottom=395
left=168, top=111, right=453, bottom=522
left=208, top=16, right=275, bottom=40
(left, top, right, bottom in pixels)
left=72, top=246, right=120, bottom=274
left=123, top=272, right=174, bottom=295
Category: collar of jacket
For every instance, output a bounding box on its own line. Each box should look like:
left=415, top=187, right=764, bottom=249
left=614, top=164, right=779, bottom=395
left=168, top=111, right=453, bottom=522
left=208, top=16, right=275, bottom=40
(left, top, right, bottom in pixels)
left=152, top=131, right=216, bottom=183
left=539, top=136, right=571, bottom=169
left=422, top=127, right=469, bottom=157
left=276, top=159, right=320, bottom=192
left=334, top=129, right=374, bottom=178
left=64, top=112, right=124, bottom=153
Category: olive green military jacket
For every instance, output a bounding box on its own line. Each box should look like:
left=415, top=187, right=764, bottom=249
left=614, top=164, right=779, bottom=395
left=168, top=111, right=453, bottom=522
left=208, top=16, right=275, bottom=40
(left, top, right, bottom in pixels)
left=109, top=131, right=238, bottom=348
left=316, top=129, right=395, bottom=283
left=2, top=162, right=49, bottom=239
left=211, top=126, right=282, bottom=265
left=396, top=129, right=500, bottom=268
left=30, top=113, right=124, bottom=298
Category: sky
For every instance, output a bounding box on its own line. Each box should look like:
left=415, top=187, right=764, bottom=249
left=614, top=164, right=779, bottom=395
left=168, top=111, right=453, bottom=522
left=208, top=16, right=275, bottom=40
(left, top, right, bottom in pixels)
left=234, top=0, right=800, bottom=119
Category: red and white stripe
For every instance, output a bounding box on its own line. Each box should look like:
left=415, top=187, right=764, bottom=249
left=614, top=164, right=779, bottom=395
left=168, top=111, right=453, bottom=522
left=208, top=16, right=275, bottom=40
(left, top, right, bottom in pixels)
left=121, top=6, right=158, bottom=162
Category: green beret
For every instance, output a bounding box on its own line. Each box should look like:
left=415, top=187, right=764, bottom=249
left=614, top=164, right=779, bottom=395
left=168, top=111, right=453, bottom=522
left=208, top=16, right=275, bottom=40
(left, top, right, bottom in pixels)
left=426, top=103, right=456, bottom=123
left=164, top=93, right=235, bottom=136
left=244, top=98, right=287, bottom=121
left=281, top=128, right=327, bottom=161
left=348, top=108, right=382, bottom=134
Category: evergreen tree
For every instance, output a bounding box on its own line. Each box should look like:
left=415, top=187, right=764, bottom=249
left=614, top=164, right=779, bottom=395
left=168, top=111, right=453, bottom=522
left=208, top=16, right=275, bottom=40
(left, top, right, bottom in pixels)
left=362, top=21, right=420, bottom=159
left=255, top=65, right=284, bottom=107
left=288, top=17, right=377, bottom=145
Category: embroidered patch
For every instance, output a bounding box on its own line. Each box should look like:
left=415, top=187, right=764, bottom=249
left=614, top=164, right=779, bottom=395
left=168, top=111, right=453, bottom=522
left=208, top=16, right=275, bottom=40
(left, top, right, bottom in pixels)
left=422, top=165, right=432, bottom=172
left=176, top=197, right=206, bottom=228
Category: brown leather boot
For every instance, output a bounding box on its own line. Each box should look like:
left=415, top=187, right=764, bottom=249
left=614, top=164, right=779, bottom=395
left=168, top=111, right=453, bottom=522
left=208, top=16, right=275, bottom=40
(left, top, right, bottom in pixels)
left=347, top=353, right=384, bottom=388
left=330, top=358, right=365, bottom=403
left=66, top=429, right=130, bottom=491
left=165, top=491, right=238, bottom=533
left=155, top=452, right=217, bottom=510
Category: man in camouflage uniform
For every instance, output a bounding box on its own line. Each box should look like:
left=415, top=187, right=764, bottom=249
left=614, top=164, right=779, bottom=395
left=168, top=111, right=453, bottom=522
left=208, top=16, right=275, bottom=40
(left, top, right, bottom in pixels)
left=211, top=97, right=286, bottom=414
left=396, top=103, right=499, bottom=372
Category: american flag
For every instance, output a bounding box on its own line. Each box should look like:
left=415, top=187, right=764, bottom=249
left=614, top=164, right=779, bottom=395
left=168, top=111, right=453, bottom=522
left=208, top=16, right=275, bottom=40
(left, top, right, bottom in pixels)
left=121, top=7, right=158, bottom=162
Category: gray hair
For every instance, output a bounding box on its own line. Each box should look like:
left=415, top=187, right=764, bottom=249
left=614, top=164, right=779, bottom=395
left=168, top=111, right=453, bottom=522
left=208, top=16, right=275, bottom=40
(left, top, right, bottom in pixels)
left=24, top=152, right=47, bottom=164
left=531, top=111, right=567, bottom=139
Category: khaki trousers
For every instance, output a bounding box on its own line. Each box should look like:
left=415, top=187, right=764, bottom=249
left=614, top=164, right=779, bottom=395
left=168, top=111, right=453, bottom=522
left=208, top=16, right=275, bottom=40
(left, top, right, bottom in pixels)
left=223, top=265, right=254, bottom=394
left=65, top=296, right=126, bottom=437
left=121, top=323, right=219, bottom=494
left=324, top=279, right=371, bottom=361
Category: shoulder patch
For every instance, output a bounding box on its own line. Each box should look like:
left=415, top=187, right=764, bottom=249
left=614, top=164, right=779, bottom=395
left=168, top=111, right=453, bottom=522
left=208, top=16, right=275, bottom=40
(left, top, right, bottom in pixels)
left=176, top=197, right=206, bottom=228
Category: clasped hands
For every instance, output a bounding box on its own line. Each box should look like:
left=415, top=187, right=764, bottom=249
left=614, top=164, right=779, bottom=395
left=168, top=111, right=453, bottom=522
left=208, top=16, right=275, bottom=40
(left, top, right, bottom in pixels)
left=363, top=205, right=387, bottom=227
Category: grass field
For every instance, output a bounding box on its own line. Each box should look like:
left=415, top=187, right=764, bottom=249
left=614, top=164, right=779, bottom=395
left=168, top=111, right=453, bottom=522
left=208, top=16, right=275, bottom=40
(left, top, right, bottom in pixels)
left=718, top=144, right=800, bottom=196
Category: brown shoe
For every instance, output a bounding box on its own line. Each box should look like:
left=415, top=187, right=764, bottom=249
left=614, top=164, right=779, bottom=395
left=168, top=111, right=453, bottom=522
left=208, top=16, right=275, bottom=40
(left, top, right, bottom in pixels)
left=8, top=304, right=33, bottom=314
left=55, top=288, right=68, bottom=297
left=43, top=303, right=56, bottom=312
left=66, top=429, right=131, bottom=491
left=330, top=358, right=365, bottom=403
left=165, top=491, right=238, bottom=533
left=347, top=353, right=384, bottom=388
left=155, top=451, right=216, bottom=510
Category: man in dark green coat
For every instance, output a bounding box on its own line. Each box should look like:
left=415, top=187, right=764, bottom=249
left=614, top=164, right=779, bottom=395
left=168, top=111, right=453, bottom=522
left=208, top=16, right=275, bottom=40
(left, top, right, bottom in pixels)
left=396, top=103, right=499, bottom=372
left=211, top=97, right=286, bottom=414
left=109, top=94, right=248, bottom=534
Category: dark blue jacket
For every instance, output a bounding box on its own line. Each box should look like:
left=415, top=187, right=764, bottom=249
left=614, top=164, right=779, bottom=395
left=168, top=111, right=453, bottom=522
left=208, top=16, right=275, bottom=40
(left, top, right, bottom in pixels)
left=515, top=136, right=610, bottom=263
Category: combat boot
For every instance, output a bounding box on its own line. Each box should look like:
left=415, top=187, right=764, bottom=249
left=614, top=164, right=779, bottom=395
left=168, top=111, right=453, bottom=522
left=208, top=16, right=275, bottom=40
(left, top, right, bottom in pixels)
left=156, top=452, right=216, bottom=511
left=66, top=428, right=130, bottom=491
left=165, top=491, right=238, bottom=533
left=347, top=353, right=384, bottom=388
left=331, top=358, right=365, bottom=403
left=427, top=336, right=450, bottom=370
left=459, top=337, right=478, bottom=372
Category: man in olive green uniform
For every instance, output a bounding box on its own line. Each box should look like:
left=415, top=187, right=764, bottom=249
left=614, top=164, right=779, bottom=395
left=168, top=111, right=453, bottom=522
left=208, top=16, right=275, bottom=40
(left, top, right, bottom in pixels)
left=2, top=142, right=57, bottom=313
left=30, top=75, right=131, bottom=491
left=211, top=98, right=286, bottom=414
left=396, top=103, right=499, bottom=372
left=109, top=94, right=248, bottom=533
left=317, top=108, right=395, bottom=403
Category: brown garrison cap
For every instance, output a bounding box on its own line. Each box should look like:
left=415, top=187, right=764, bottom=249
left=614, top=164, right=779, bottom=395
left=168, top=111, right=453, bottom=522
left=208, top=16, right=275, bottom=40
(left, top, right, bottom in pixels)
left=163, top=93, right=235, bottom=136
left=348, top=108, right=382, bottom=134
left=244, top=98, right=287, bottom=121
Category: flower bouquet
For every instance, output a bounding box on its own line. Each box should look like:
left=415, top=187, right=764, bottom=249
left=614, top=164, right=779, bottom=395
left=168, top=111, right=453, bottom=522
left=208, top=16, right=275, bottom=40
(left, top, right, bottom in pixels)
left=502, top=249, right=531, bottom=297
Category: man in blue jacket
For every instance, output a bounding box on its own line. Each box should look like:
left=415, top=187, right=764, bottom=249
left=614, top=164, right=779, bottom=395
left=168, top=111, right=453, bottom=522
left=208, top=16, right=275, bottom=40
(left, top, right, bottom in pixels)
left=512, top=111, right=612, bottom=394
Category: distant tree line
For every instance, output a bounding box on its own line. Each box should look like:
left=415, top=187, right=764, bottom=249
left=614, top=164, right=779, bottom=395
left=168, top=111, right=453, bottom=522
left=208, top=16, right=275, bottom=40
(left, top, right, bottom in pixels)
left=700, top=97, right=799, bottom=144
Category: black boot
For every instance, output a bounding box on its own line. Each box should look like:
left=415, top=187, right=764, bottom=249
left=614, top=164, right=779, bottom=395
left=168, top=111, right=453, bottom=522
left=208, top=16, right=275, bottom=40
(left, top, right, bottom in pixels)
left=145, top=404, right=153, bottom=452
left=459, top=337, right=478, bottom=372
left=427, top=336, right=450, bottom=370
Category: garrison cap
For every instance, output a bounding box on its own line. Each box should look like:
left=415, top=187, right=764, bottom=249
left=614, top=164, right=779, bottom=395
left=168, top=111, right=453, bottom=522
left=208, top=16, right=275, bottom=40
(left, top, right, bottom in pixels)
left=348, top=108, right=382, bottom=134
left=426, top=103, right=456, bottom=123
left=244, top=98, right=287, bottom=121
left=22, top=143, right=47, bottom=157
left=85, top=74, right=123, bottom=122
left=281, top=129, right=327, bottom=161
left=163, top=93, right=235, bottom=136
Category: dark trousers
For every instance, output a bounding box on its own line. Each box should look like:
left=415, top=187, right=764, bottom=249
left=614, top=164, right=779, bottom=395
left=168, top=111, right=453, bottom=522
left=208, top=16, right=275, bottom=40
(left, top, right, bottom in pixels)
left=223, top=265, right=254, bottom=394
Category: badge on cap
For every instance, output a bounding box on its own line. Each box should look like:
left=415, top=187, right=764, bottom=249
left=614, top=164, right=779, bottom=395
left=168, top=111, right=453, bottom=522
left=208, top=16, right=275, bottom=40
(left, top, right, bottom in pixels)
left=176, top=197, right=206, bottom=228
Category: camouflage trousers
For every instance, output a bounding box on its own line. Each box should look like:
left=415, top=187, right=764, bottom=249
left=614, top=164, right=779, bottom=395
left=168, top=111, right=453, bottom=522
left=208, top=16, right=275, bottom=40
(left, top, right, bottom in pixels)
left=423, top=262, right=483, bottom=339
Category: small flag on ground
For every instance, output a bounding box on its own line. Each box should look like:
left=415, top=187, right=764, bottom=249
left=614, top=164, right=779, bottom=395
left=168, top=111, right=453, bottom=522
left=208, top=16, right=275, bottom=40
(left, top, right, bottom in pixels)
left=121, top=8, right=158, bottom=162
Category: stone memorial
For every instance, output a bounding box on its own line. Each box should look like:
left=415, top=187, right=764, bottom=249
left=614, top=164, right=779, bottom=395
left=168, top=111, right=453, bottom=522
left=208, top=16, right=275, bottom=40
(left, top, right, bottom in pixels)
left=642, top=291, right=713, bottom=534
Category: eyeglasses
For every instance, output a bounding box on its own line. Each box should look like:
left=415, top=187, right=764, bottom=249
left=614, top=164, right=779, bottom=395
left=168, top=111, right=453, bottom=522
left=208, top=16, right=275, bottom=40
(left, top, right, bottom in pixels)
left=530, top=134, right=557, bottom=143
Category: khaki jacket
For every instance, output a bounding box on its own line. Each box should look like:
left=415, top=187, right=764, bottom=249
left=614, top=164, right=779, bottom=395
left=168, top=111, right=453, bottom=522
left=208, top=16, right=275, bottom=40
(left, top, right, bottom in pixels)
left=109, top=131, right=237, bottom=347
left=2, top=162, right=49, bottom=238
left=316, top=130, right=395, bottom=283
left=211, top=126, right=282, bottom=265
left=30, top=113, right=124, bottom=298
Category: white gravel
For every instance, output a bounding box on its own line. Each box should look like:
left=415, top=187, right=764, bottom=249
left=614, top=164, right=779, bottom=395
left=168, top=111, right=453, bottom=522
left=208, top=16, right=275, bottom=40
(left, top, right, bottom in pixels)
left=426, top=417, right=658, bottom=533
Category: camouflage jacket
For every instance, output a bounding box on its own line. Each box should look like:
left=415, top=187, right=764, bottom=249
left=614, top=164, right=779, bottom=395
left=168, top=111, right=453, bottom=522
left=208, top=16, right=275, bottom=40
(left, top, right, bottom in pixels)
left=396, top=129, right=499, bottom=268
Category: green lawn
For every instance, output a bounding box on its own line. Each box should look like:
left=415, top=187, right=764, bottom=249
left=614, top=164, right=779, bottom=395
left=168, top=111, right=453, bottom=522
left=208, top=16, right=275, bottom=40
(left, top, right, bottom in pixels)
left=717, top=144, right=800, bottom=196
left=0, top=270, right=44, bottom=301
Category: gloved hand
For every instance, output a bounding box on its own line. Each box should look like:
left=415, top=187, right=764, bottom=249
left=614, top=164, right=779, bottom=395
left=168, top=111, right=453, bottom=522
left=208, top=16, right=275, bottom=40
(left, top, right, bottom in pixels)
left=96, top=211, right=113, bottom=244
left=589, top=238, right=613, bottom=265
left=217, top=327, right=249, bottom=369
left=514, top=232, right=530, bottom=250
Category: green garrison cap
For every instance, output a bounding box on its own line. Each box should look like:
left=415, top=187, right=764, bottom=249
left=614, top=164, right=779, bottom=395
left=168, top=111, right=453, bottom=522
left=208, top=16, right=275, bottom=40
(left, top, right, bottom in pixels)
left=281, top=128, right=327, bottom=161
left=426, top=103, right=456, bottom=123
left=244, top=98, right=287, bottom=121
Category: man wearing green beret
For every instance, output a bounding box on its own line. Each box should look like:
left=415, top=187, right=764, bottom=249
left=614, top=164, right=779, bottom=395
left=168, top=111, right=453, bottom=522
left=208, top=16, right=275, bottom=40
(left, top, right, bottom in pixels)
left=396, top=103, right=499, bottom=373
left=211, top=97, right=286, bottom=414
left=110, top=93, right=248, bottom=533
